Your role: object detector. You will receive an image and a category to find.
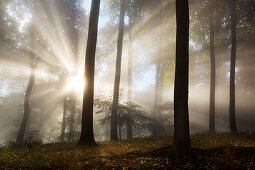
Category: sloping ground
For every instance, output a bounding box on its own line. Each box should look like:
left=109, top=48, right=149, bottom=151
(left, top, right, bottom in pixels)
left=0, top=133, right=254, bottom=169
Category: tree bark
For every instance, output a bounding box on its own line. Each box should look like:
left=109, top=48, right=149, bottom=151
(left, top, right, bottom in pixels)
left=127, top=11, right=133, bottom=101
left=111, top=0, right=125, bottom=141
left=209, top=9, right=216, bottom=133
left=152, top=61, right=160, bottom=136
left=60, top=96, right=67, bottom=142
left=78, top=0, right=100, bottom=146
left=119, top=125, right=122, bottom=140
left=16, top=22, right=37, bottom=144
left=16, top=56, right=37, bottom=144
left=229, top=0, right=237, bottom=133
left=173, top=0, right=191, bottom=155
left=68, top=99, right=75, bottom=142
left=126, top=121, right=133, bottom=139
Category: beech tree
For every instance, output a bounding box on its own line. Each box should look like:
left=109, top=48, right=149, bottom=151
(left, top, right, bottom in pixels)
left=173, top=0, right=191, bottom=155
left=229, top=0, right=237, bottom=133
left=111, top=0, right=125, bottom=141
left=16, top=14, right=38, bottom=144
left=209, top=3, right=216, bottom=133
left=78, top=0, right=100, bottom=146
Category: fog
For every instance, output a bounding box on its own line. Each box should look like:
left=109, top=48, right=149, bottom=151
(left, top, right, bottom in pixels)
left=0, top=0, right=254, bottom=145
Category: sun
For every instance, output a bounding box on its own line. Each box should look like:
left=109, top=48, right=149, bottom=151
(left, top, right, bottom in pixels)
left=65, top=74, right=85, bottom=93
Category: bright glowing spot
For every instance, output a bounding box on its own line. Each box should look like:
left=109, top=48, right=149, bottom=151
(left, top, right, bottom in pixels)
left=65, top=75, right=85, bottom=93
left=6, top=2, right=32, bottom=32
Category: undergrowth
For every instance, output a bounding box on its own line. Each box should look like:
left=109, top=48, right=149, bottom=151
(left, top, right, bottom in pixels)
left=0, top=133, right=254, bottom=169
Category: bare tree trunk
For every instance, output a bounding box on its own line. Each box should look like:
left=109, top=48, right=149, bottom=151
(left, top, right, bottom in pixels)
left=16, top=22, right=37, bottom=144
left=173, top=0, right=191, bottom=155
left=78, top=0, right=100, bottom=146
left=152, top=62, right=160, bottom=136
left=119, top=125, right=122, bottom=140
left=209, top=9, right=216, bottom=133
left=60, top=96, right=67, bottom=142
left=16, top=56, right=37, bottom=144
left=127, top=12, right=133, bottom=101
left=158, top=75, right=163, bottom=108
left=68, top=100, right=75, bottom=142
left=126, top=121, right=132, bottom=139
left=111, top=0, right=125, bottom=141
left=229, top=0, right=237, bottom=133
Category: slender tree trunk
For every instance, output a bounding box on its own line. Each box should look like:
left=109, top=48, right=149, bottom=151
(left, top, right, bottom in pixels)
left=158, top=75, right=163, bottom=108
left=229, top=0, right=237, bottom=133
left=119, top=125, right=122, bottom=140
left=16, top=56, right=37, bottom=144
left=209, top=10, right=216, bottom=133
left=152, top=62, right=160, bottom=136
left=111, top=0, right=125, bottom=141
left=128, top=12, right=133, bottom=101
left=157, top=72, right=164, bottom=135
left=68, top=100, right=75, bottom=142
left=16, top=23, right=37, bottom=144
left=173, top=0, right=191, bottom=155
left=126, top=121, right=132, bottom=139
left=60, top=96, right=67, bottom=142
left=78, top=0, right=100, bottom=146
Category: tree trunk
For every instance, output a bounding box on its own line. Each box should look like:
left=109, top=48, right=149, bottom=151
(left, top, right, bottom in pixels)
left=152, top=62, right=160, bottom=136
left=119, top=125, right=122, bottom=140
left=173, top=0, right=191, bottom=155
left=126, top=121, right=132, bottom=139
left=78, top=0, right=100, bottom=146
left=68, top=100, right=75, bottom=142
left=229, top=0, right=237, bottom=133
left=60, top=96, right=67, bottom=142
left=158, top=75, right=163, bottom=108
left=16, top=56, right=37, bottom=144
left=127, top=12, right=133, bottom=101
left=111, top=0, right=125, bottom=141
left=209, top=9, right=216, bottom=133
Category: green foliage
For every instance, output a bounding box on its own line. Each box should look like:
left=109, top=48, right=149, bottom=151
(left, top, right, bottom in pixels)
left=95, top=97, right=152, bottom=130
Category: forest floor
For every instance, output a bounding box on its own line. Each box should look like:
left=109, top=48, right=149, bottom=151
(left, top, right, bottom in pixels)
left=0, top=132, right=255, bottom=169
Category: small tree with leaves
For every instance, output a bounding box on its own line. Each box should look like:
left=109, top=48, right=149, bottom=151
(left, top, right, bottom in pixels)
left=95, top=97, right=152, bottom=139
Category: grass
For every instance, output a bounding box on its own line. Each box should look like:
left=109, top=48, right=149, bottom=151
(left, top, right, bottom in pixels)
left=0, top=133, right=255, bottom=169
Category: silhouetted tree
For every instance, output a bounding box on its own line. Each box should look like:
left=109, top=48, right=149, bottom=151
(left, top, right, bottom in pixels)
left=111, top=0, right=125, bottom=141
left=127, top=2, right=133, bottom=101
left=60, top=96, right=67, bottom=142
left=16, top=14, right=39, bottom=144
left=16, top=45, right=38, bottom=144
left=173, top=0, right=191, bottom=155
left=78, top=0, right=100, bottom=146
left=229, top=0, right=237, bottom=133
left=209, top=5, right=216, bottom=133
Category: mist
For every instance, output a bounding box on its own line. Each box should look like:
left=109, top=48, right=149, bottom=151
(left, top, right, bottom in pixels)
left=0, top=0, right=255, bottom=168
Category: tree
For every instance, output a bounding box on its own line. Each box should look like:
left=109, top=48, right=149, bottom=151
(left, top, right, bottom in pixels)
left=126, top=0, right=143, bottom=101
left=60, top=96, right=67, bottom=142
left=16, top=16, right=38, bottom=144
left=111, top=0, right=125, bottom=141
left=229, top=0, right=237, bottom=133
left=173, top=0, right=191, bottom=155
left=16, top=57, right=38, bottom=144
left=16, top=47, right=38, bottom=144
left=78, top=0, right=100, bottom=146
left=95, top=98, right=152, bottom=139
left=209, top=4, right=216, bottom=133
left=127, top=1, right=133, bottom=101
